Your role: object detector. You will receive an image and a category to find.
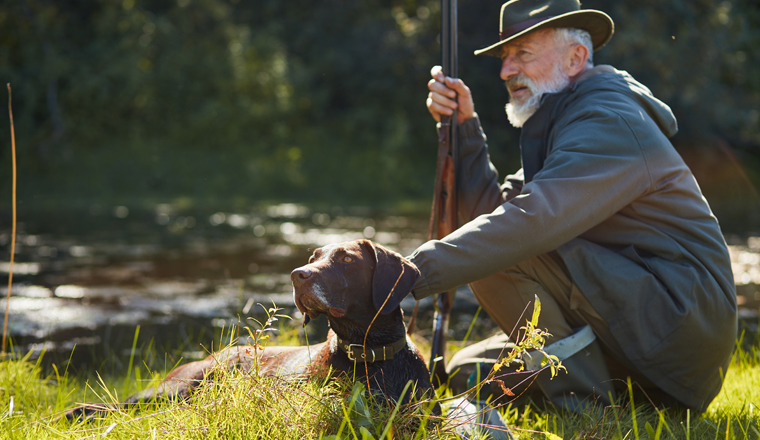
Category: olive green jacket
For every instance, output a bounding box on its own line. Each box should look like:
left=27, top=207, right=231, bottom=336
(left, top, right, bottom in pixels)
left=409, top=66, right=737, bottom=411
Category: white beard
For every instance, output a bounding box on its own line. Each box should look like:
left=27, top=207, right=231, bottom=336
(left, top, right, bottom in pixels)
left=505, top=64, right=571, bottom=128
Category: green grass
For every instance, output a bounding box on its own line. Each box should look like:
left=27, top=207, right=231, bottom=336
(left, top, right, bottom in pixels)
left=0, top=328, right=758, bottom=439
left=0, top=341, right=451, bottom=439
left=486, top=339, right=760, bottom=440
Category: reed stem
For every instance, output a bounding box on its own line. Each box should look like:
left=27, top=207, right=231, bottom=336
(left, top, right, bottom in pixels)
left=2, top=84, right=17, bottom=356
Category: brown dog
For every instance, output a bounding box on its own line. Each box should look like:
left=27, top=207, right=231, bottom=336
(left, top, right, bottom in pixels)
left=64, top=239, right=436, bottom=419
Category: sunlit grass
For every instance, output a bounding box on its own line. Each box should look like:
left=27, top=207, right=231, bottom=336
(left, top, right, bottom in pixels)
left=493, top=340, right=760, bottom=440
left=0, top=327, right=758, bottom=439
left=0, top=344, right=455, bottom=439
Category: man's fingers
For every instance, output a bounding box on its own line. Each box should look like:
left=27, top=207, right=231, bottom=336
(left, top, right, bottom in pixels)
left=442, top=76, right=475, bottom=123
left=426, top=98, right=455, bottom=123
left=428, top=89, right=458, bottom=110
left=430, top=65, right=444, bottom=81
left=444, top=77, right=471, bottom=97
left=428, top=65, right=475, bottom=124
left=428, top=78, right=457, bottom=99
left=430, top=65, right=457, bottom=98
left=427, top=94, right=455, bottom=115
left=426, top=97, right=441, bottom=123
left=426, top=98, right=444, bottom=122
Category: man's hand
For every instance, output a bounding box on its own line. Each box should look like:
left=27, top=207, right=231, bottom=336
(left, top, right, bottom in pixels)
left=426, top=65, right=475, bottom=124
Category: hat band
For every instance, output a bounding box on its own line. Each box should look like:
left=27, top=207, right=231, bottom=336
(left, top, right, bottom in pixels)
left=499, top=16, right=556, bottom=41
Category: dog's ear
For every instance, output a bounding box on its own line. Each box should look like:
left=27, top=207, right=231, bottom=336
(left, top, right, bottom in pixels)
left=368, top=241, right=420, bottom=314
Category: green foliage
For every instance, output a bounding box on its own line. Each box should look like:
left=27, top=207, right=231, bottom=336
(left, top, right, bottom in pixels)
left=588, top=0, right=760, bottom=148
left=0, top=351, right=64, bottom=420
left=0, top=0, right=443, bottom=207
left=491, top=295, right=564, bottom=379
left=1, top=1, right=757, bottom=226
left=0, top=305, right=455, bottom=439
left=0, top=318, right=759, bottom=438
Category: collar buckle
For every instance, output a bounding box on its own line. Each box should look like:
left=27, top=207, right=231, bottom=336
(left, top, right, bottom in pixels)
left=345, top=344, right=377, bottom=362
left=339, top=337, right=405, bottom=363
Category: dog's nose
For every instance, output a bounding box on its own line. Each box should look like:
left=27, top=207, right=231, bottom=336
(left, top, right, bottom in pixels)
left=291, top=267, right=313, bottom=286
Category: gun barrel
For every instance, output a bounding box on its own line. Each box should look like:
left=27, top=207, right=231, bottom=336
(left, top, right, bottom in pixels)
left=429, top=0, right=459, bottom=389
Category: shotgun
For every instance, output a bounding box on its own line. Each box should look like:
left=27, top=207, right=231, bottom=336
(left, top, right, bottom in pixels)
left=428, top=0, right=458, bottom=388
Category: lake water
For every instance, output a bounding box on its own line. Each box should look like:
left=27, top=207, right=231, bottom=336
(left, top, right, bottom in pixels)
left=0, top=203, right=757, bottom=374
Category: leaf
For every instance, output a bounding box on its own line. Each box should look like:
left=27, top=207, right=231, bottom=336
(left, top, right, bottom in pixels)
left=541, top=433, right=563, bottom=440
left=494, top=379, right=515, bottom=396
left=350, top=382, right=374, bottom=427
left=531, top=294, right=541, bottom=327
left=645, top=421, right=655, bottom=438
left=359, top=426, right=376, bottom=440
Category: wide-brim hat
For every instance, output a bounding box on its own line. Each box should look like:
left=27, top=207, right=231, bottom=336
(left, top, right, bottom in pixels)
left=474, top=0, right=614, bottom=57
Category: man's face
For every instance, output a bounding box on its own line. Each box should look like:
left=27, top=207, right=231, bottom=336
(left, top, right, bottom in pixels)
left=500, top=28, right=571, bottom=127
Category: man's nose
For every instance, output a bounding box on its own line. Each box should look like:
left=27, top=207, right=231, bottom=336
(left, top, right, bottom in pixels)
left=500, top=56, right=519, bottom=81
left=291, top=267, right=313, bottom=287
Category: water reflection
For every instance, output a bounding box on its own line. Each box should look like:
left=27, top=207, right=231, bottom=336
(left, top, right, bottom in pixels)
left=0, top=203, right=758, bottom=373
left=0, top=203, right=439, bottom=370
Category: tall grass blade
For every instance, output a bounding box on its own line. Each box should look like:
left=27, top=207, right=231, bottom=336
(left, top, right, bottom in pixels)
left=459, top=307, right=481, bottom=349
left=413, top=399, right=439, bottom=440
left=654, top=411, right=664, bottom=440
left=687, top=408, right=690, bottom=440
left=337, top=382, right=366, bottom=439
left=627, top=377, right=639, bottom=440
left=2, top=83, right=17, bottom=356
left=611, top=398, right=624, bottom=440
left=124, top=326, right=140, bottom=392
left=724, top=414, right=730, bottom=440
left=379, top=380, right=412, bottom=439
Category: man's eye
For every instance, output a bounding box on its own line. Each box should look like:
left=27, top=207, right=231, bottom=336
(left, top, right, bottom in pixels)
left=343, top=256, right=353, bottom=263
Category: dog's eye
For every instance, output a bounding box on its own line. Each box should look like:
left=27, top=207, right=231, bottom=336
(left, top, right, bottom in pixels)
left=308, top=256, right=315, bottom=263
left=343, top=256, right=353, bottom=263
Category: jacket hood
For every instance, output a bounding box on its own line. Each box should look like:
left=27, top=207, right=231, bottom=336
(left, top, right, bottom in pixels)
left=569, top=65, right=678, bottom=138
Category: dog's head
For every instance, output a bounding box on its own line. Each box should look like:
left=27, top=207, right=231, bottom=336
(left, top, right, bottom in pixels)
left=291, top=239, right=419, bottom=328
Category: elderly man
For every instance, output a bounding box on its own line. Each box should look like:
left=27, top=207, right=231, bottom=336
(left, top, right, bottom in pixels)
left=408, top=0, right=737, bottom=412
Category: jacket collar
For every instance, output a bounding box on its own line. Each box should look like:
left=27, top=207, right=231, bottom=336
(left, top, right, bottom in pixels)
left=519, top=64, right=617, bottom=183
left=573, top=64, right=616, bottom=88
left=520, top=91, right=565, bottom=183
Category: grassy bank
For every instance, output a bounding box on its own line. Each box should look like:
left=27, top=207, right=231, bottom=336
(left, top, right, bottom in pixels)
left=0, top=327, right=758, bottom=440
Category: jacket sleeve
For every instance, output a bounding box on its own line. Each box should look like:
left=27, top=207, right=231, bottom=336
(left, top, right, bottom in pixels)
left=410, top=107, right=652, bottom=300
left=455, top=114, right=523, bottom=223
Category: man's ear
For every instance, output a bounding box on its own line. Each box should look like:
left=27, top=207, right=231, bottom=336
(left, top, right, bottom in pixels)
left=369, top=242, right=420, bottom=314
left=565, top=43, right=589, bottom=77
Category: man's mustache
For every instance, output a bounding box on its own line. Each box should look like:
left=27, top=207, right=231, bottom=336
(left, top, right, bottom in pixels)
left=504, top=75, right=535, bottom=97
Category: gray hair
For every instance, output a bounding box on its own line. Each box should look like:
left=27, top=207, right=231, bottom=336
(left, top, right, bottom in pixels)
left=553, top=28, right=594, bottom=64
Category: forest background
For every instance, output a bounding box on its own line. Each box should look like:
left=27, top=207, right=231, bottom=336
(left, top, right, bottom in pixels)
left=1, top=0, right=759, bottom=233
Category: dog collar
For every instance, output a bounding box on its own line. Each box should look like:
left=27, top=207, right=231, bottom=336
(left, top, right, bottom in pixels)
left=337, top=336, right=408, bottom=363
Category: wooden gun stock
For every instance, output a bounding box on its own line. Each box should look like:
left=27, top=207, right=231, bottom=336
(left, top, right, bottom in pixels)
left=428, top=0, right=458, bottom=388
